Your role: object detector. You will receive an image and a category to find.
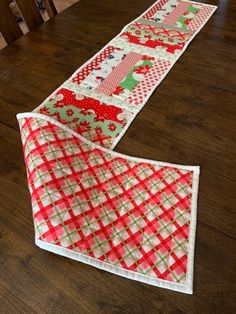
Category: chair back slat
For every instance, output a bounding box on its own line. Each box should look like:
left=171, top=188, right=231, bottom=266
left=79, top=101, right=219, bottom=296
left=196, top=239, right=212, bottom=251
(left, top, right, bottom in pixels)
left=0, top=0, right=23, bottom=44
left=15, top=0, right=44, bottom=30
left=44, top=0, right=57, bottom=18
left=0, top=0, right=57, bottom=46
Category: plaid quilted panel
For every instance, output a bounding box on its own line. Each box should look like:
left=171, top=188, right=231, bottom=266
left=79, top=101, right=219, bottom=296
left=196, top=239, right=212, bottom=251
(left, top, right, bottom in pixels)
left=18, top=115, right=198, bottom=288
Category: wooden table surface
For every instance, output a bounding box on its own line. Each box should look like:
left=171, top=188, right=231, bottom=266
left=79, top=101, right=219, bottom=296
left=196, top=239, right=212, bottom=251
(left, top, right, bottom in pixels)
left=0, top=0, right=235, bottom=312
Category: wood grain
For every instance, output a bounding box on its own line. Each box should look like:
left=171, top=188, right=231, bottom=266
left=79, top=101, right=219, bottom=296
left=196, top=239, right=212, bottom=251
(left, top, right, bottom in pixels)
left=0, top=0, right=235, bottom=313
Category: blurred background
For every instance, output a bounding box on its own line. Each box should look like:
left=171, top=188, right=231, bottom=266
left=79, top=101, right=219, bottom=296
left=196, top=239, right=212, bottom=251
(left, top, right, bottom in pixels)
left=0, top=0, right=79, bottom=49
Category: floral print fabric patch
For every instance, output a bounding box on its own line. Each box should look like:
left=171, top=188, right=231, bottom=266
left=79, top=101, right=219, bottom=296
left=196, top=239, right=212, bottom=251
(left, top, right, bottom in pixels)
left=18, top=0, right=217, bottom=294
left=38, top=88, right=133, bottom=149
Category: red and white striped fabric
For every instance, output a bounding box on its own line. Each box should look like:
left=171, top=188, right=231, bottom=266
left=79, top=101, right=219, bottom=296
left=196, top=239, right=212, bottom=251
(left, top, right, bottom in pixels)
left=163, top=1, right=191, bottom=25
left=96, top=52, right=142, bottom=95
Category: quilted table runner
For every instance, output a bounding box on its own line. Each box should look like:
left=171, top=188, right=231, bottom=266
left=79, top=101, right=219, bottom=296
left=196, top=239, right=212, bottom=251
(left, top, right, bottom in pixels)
left=17, top=0, right=216, bottom=294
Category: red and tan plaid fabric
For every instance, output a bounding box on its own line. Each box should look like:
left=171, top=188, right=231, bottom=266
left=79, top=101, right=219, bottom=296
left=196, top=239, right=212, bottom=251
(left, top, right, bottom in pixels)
left=18, top=114, right=199, bottom=293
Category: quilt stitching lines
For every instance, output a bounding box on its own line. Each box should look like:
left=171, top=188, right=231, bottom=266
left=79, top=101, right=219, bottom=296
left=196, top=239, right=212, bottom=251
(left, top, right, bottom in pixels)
left=19, top=116, right=194, bottom=284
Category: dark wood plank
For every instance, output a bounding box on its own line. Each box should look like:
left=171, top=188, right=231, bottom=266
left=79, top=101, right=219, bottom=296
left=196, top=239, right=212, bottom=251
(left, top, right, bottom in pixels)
left=15, top=0, right=44, bottom=30
left=0, top=0, right=23, bottom=44
left=0, top=0, right=235, bottom=313
left=0, top=283, right=34, bottom=314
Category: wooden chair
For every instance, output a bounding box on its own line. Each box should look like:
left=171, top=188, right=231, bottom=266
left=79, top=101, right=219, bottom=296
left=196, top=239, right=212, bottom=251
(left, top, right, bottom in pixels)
left=0, top=0, right=57, bottom=45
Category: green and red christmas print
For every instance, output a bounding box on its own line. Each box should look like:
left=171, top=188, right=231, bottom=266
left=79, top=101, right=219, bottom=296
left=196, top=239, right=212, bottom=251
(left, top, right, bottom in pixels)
left=37, top=88, right=133, bottom=148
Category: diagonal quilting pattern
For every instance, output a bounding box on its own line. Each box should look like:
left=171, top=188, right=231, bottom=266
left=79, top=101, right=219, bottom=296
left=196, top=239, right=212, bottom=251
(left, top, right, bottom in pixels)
left=19, top=116, right=194, bottom=284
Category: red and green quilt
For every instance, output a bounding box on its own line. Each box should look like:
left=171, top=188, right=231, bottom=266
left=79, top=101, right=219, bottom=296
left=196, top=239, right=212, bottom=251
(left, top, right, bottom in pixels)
left=17, top=0, right=217, bottom=294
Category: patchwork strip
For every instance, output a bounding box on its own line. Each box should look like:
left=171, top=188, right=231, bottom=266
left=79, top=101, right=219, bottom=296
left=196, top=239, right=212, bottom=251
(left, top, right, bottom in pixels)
left=18, top=0, right=217, bottom=294
left=63, top=82, right=135, bottom=113
left=110, top=37, right=180, bottom=61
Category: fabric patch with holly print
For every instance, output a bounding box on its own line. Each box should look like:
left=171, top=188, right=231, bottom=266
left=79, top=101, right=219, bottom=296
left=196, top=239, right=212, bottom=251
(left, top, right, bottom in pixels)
left=120, top=21, right=192, bottom=54
left=37, top=88, right=134, bottom=149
